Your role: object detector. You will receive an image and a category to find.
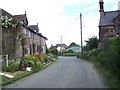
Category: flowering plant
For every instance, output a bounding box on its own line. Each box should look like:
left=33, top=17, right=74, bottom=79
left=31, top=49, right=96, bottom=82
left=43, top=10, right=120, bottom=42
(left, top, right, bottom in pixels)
left=1, top=16, right=21, bottom=29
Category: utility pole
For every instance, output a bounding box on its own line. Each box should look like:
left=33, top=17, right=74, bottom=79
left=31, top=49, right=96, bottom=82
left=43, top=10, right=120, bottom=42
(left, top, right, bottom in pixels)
left=80, top=13, right=83, bottom=55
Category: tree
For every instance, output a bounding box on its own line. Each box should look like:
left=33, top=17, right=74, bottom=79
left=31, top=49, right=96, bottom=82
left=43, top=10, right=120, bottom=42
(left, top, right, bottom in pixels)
left=46, top=47, right=50, bottom=54
left=50, top=48, right=58, bottom=55
left=85, top=36, right=99, bottom=51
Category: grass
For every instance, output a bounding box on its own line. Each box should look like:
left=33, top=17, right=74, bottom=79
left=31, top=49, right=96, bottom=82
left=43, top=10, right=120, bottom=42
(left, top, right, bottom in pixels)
left=2, top=59, right=57, bottom=86
left=88, top=59, right=120, bottom=89
left=2, top=71, right=32, bottom=86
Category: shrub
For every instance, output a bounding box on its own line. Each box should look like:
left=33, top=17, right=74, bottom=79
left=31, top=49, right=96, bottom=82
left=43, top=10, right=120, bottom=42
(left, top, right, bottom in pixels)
left=32, top=61, right=43, bottom=72
left=2, top=66, right=9, bottom=72
left=23, top=55, right=37, bottom=62
left=90, top=36, right=120, bottom=76
left=9, top=63, right=17, bottom=73
left=8, top=59, right=17, bottom=73
left=102, top=37, right=120, bottom=75
left=88, top=49, right=98, bottom=56
left=19, top=55, right=37, bottom=71
left=50, top=48, right=58, bottom=55
left=64, top=53, right=76, bottom=56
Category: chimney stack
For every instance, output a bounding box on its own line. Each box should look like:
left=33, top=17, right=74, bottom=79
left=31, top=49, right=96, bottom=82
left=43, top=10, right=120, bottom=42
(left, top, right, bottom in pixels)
left=99, top=0, right=104, bottom=16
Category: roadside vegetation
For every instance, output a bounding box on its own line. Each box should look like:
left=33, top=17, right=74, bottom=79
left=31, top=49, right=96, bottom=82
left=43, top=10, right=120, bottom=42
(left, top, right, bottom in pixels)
left=1, top=53, right=57, bottom=86
left=77, top=36, right=120, bottom=89
left=63, top=49, right=76, bottom=56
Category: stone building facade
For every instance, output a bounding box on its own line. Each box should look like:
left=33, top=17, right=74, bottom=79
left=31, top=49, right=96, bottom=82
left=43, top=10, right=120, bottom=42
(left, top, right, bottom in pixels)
left=0, top=9, right=47, bottom=59
left=98, top=0, right=120, bottom=49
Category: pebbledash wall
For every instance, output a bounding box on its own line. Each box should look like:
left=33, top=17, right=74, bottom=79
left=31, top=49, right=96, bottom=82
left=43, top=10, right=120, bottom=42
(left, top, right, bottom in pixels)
left=0, top=8, right=48, bottom=59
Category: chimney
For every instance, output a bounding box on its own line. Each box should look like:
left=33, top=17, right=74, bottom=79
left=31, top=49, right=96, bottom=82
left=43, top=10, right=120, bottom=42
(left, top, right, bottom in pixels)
left=99, top=0, right=104, bottom=16
left=25, top=11, right=26, bottom=14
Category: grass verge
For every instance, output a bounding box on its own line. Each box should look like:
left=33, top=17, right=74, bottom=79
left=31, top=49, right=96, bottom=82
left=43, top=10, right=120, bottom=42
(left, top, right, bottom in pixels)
left=88, top=59, right=119, bottom=89
left=2, top=59, right=57, bottom=86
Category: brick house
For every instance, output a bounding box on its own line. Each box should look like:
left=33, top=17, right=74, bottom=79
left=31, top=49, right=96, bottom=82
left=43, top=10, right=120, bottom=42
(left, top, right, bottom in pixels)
left=98, top=0, right=120, bottom=49
left=0, top=9, right=47, bottom=59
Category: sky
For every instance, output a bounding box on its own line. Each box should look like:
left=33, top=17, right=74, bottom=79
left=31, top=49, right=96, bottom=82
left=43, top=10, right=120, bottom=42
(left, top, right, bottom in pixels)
left=0, top=0, right=119, bottom=47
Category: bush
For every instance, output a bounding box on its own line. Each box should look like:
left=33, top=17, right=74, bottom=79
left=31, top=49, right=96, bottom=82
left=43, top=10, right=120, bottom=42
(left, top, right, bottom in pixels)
left=23, top=55, right=37, bottom=62
left=50, top=48, right=58, bottom=55
left=9, top=63, right=17, bottom=73
left=64, top=53, right=76, bottom=56
left=101, top=36, right=120, bottom=75
left=88, top=49, right=98, bottom=56
left=2, top=66, right=9, bottom=72
left=19, top=55, right=37, bottom=71
left=32, top=61, right=43, bottom=72
left=8, top=59, right=18, bottom=73
left=88, top=37, right=120, bottom=75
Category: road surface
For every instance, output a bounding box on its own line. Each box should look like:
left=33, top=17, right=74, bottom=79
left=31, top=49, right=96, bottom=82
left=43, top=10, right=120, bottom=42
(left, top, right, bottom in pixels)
left=3, top=57, right=107, bottom=88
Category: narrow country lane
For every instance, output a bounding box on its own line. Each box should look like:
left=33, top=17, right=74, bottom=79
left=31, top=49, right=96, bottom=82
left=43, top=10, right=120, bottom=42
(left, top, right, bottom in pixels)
left=4, top=57, right=107, bottom=88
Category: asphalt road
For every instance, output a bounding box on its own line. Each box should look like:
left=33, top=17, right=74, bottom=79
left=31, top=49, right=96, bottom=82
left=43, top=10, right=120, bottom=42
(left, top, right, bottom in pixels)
left=4, top=56, right=107, bottom=88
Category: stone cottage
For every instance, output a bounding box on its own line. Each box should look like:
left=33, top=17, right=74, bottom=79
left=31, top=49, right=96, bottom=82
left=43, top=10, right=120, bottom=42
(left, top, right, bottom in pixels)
left=98, top=0, right=120, bottom=49
left=0, top=9, right=47, bottom=59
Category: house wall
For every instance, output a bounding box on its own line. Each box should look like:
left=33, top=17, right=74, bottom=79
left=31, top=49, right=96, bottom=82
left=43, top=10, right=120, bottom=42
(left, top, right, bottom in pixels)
left=40, top=37, right=46, bottom=53
left=99, top=25, right=116, bottom=42
left=2, top=28, right=21, bottom=59
left=1, top=9, right=22, bottom=59
left=1, top=9, right=47, bottom=59
left=0, top=9, right=2, bottom=55
left=24, top=28, right=47, bottom=55
left=114, top=15, right=120, bottom=35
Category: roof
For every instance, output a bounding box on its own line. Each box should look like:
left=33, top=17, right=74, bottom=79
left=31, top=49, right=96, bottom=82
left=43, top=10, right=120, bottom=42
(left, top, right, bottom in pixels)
left=50, top=44, right=68, bottom=49
left=28, top=26, right=48, bottom=40
left=99, top=10, right=120, bottom=26
left=56, top=44, right=68, bottom=49
left=65, top=45, right=81, bottom=52
left=50, top=46, right=58, bottom=49
left=1, top=8, right=13, bottom=18
left=29, top=25, right=39, bottom=32
left=38, top=33, right=48, bottom=40
left=14, top=14, right=28, bottom=25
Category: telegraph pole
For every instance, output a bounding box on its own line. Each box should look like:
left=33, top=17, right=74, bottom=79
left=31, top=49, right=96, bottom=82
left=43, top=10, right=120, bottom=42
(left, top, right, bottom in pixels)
left=80, top=13, right=83, bottom=55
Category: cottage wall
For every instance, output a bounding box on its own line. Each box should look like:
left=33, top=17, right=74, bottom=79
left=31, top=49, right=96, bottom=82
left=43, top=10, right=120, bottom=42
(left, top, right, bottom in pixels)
left=1, top=9, right=47, bottom=59
left=99, top=26, right=116, bottom=42
left=0, top=9, right=2, bottom=55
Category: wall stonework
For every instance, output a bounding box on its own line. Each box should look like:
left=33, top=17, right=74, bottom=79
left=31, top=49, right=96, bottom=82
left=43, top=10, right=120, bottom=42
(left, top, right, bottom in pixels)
left=1, top=9, right=47, bottom=59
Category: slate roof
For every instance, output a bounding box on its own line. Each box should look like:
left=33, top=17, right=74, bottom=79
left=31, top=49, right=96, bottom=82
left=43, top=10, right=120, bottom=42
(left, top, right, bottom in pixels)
left=56, top=44, right=68, bottom=49
left=28, top=26, right=48, bottom=40
left=99, top=10, right=120, bottom=26
left=50, top=44, right=68, bottom=49
left=65, top=45, right=81, bottom=52
left=1, top=9, right=13, bottom=18
left=29, top=25, right=39, bottom=32
left=14, top=14, right=28, bottom=25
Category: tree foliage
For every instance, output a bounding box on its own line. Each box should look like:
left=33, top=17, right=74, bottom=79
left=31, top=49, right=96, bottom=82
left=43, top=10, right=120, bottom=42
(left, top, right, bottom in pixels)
left=84, top=36, right=99, bottom=51
left=50, top=48, right=58, bottom=55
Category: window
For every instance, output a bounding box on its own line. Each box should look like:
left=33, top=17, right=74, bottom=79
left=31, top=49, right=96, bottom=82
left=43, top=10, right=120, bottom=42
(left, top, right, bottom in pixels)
left=23, top=28, right=27, bottom=35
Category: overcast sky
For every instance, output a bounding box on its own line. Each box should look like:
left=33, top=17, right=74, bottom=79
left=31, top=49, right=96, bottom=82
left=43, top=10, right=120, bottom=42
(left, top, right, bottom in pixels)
left=0, top=0, right=119, bottom=47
